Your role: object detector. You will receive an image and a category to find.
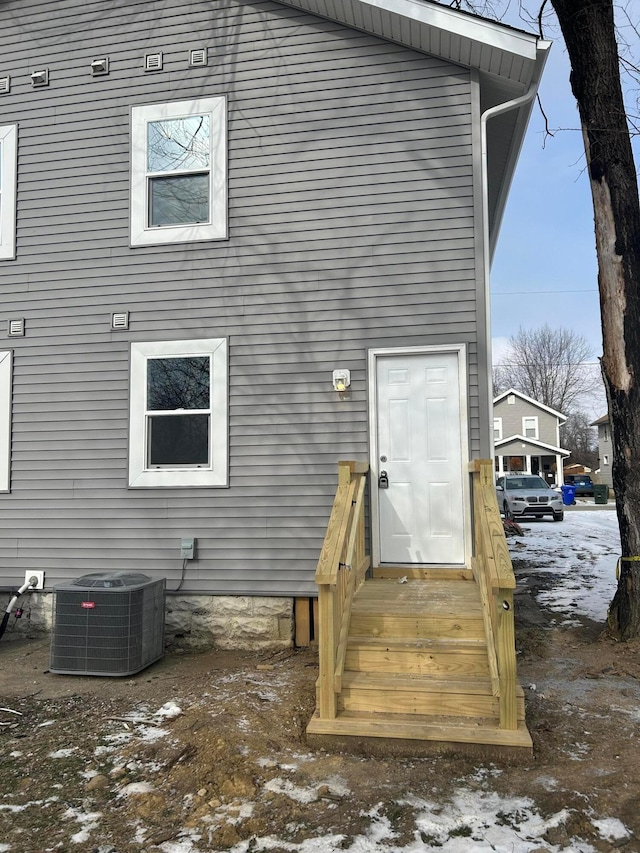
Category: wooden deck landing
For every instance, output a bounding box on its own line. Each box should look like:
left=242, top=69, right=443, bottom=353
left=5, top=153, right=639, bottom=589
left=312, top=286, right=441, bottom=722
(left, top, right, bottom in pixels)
left=307, top=571, right=532, bottom=752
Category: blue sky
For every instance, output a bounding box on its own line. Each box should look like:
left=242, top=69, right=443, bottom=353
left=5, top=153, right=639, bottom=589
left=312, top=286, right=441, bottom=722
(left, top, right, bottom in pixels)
left=490, top=40, right=603, bottom=361
left=489, top=12, right=640, bottom=418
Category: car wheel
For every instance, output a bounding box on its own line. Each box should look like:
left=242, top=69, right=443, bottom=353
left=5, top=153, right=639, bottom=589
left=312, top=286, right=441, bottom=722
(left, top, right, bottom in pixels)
left=553, top=511, right=564, bottom=522
left=503, top=501, right=513, bottom=521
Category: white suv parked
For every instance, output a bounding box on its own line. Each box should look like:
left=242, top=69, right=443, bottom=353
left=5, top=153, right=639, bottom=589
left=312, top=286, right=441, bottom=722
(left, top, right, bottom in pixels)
left=496, top=474, right=564, bottom=522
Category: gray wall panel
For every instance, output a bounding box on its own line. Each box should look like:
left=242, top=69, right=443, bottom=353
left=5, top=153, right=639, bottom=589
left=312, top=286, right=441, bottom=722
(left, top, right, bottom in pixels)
left=0, top=0, right=483, bottom=595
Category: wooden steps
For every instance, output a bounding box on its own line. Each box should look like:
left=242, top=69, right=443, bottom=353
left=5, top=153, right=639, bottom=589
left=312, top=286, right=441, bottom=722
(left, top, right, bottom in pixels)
left=308, top=572, right=532, bottom=753
left=338, top=671, right=526, bottom=718
left=307, top=711, right=533, bottom=750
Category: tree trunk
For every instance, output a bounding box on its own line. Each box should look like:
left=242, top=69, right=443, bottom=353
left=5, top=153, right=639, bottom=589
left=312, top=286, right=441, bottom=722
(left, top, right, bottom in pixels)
left=551, top=0, right=640, bottom=637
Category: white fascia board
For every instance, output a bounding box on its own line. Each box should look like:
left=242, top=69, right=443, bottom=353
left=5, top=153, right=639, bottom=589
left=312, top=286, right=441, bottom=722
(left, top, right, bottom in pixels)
left=493, top=388, right=568, bottom=422
left=495, top=434, right=570, bottom=455
left=362, top=0, right=539, bottom=59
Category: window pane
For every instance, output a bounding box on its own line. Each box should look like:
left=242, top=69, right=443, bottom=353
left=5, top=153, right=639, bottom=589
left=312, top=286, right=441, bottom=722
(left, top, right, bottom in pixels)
left=149, top=174, right=209, bottom=226
left=147, top=357, right=210, bottom=410
left=147, top=115, right=210, bottom=172
left=148, top=414, right=209, bottom=466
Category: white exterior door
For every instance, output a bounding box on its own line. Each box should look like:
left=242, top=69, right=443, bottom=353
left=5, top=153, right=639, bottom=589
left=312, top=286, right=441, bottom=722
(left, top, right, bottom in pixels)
left=373, top=349, right=466, bottom=565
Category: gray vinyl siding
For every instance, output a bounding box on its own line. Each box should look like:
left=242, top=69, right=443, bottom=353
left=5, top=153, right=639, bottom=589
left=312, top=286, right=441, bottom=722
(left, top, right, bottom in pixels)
left=597, top=424, right=613, bottom=488
left=494, top=399, right=560, bottom=447
left=0, top=0, right=482, bottom=595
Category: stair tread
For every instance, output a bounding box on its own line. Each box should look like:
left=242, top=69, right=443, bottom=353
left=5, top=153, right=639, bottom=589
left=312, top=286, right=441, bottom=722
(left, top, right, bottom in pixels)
left=341, top=671, right=495, bottom=694
left=353, top=579, right=483, bottom=616
left=347, top=636, right=487, bottom=649
left=307, top=710, right=533, bottom=749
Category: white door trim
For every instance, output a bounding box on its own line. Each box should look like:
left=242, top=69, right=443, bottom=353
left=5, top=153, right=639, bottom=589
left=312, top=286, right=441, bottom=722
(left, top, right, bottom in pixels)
left=368, top=344, right=471, bottom=568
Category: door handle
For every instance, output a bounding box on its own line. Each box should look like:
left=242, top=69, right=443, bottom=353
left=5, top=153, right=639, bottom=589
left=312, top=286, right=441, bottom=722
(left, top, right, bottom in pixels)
left=378, top=470, right=389, bottom=489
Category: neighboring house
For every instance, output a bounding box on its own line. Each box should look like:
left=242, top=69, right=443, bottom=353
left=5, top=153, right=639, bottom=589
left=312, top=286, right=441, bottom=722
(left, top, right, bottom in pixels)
left=0, top=0, right=549, bottom=679
left=493, top=389, right=570, bottom=485
left=591, top=414, right=613, bottom=489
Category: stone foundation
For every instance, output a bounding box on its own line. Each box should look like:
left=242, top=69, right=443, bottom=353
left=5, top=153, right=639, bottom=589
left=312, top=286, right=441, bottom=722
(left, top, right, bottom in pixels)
left=0, top=590, right=52, bottom=640
left=0, top=590, right=294, bottom=651
left=165, top=594, right=294, bottom=650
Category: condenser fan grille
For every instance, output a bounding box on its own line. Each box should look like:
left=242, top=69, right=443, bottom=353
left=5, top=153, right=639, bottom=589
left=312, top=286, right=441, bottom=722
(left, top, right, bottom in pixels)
left=50, top=574, right=165, bottom=676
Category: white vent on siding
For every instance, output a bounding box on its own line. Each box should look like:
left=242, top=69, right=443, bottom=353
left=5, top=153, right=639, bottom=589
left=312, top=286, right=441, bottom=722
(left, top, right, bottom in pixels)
left=31, top=68, right=49, bottom=87
left=0, top=76, right=10, bottom=94
left=145, top=53, right=163, bottom=72
left=111, top=312, right=129, bottom=330
left=8, top=319, right=25, bottom=337
left=189, top=48, right=208, bottom=67
left=91, top=57, right=109, bottom=76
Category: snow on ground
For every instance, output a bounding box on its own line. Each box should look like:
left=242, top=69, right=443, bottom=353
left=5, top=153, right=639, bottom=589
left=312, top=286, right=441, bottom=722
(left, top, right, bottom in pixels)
left=146, top=509, right=629, bottom=853
left=152, top=788, right=621, bottom=853
left=149, top=510, right=628, bottom=853
left=510, top=509, right=620, bottom=622
left=3, top=509, right=630, bottom=853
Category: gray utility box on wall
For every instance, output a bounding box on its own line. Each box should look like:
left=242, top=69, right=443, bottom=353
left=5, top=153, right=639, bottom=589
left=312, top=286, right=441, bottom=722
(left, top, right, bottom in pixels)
left=50, top=572, right=165, bottom=676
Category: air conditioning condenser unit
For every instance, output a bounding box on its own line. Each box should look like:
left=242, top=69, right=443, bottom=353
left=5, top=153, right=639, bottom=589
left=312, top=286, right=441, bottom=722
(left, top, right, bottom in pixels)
left=50, top=572, right=165, bottom=676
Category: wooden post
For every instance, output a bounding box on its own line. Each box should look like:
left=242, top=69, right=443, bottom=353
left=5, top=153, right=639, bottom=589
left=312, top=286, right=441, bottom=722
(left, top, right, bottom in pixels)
left=497, top=588, right=517, bottom=729
left=294, top=598, right=312, bottom=647
left=317, top=584, right=337, bottom=719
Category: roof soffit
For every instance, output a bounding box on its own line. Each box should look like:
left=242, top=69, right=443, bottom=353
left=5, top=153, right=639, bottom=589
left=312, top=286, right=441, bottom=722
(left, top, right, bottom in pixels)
left=276, top=0, right=545, bottom=88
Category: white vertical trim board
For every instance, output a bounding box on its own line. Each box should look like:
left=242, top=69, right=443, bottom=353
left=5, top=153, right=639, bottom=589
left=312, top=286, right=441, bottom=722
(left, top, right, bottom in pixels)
left=0, top=351, right=12, bottom=492
left=0, top=125, right=17, bottom=261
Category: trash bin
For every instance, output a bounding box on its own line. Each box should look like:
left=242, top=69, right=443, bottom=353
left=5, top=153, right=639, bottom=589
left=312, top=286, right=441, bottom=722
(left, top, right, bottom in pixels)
left=561, top=484, right=577, bottom=505
left=594, top=484, right=608, bottom=505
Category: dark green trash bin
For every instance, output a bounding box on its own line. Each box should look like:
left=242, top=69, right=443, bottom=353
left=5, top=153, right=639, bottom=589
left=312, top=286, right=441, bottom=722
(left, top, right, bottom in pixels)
left=594, top=484, right=608, bottom=505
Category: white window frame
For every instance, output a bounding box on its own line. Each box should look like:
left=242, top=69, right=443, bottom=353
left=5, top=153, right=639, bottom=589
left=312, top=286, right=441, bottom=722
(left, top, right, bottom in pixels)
left=129, top=339, right=228, bottom=488
left=130, top=97, right=227, bottom=247
left=0, top=125, right=17, bottom=261
left=522, top=416, right=538, bottom=439
left=493, top=417, right=502, bottom=441
left=0, top=351, right=12, bottom=492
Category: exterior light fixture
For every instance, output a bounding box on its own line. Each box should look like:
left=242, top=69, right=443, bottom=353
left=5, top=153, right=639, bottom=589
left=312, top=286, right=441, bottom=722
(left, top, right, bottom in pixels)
left=332, top=369, right=351, bottom=392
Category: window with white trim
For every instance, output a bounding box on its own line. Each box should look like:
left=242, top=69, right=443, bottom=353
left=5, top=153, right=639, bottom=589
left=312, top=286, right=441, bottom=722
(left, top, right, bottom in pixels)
left=129, top=339, right=228, bottom=488
left=130, top=97, right=227, bottom=246
left=522, top=416, right=538, bottom=439
left=493, top=417, right=502, bottom=441
left=0, top=351, right=12, bottom=492
left=0, top=125, right=17, bottom=260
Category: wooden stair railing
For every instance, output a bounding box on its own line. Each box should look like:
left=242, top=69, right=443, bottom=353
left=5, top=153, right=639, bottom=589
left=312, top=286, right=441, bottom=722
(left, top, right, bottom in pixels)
left=315, top=461, right=370, bottom=720
left=469, top=459, right=518, bottom=731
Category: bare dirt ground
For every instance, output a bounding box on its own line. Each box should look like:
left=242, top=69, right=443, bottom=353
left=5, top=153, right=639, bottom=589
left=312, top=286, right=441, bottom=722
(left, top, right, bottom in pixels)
left=1, top=565, right=639, bottom=852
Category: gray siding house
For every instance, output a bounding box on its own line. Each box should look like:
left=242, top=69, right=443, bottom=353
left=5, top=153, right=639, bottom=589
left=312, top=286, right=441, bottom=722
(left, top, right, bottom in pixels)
left=494, top=389, right=569, bottom=485
left=0, top=0, right=549, bottom=647
left=592, top=414, right=613, bottom=489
